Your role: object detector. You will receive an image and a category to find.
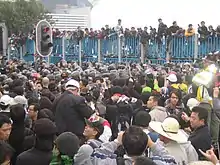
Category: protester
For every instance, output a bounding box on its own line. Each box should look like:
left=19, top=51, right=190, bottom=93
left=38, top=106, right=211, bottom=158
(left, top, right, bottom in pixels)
left=50, top=132, right=80, bottom=165
left=53, top=79, right=94, bottom=140
left=0, top=114, right=12, bottom=141
left=149, top=117, right=198, bottom=164
left=16, top=118, right=57, bottom=165
left=188, top=106, right=212, bottom=160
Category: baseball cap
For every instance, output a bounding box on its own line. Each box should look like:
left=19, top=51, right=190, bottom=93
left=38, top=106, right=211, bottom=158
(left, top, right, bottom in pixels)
left=85, top=115, right=104, bottom=135
left=65, top=79, right=80, bottom=89
left=167, top=74, right=177, bottom=83
left=187, top=98, right=200, bottom=111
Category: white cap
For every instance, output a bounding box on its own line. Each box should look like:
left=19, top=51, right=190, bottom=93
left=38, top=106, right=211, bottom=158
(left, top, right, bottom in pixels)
left=0, top=95, right=12, bottom=106
left=187, top=98, right=200, bottom=111
left=167, top=74, right=177, bottom=83
left=65, top=79, right=80, bottom=89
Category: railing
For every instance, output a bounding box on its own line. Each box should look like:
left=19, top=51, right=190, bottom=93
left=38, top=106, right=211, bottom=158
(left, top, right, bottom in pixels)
left=10, top=34, right=220, bottom=64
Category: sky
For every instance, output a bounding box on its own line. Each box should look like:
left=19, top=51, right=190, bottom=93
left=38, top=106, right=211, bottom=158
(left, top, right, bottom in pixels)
left=90, top=0, right=220, bottom=29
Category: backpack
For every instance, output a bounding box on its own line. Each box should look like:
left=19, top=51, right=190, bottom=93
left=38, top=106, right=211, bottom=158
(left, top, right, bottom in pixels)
left=95, top=101, right=106, bottom=118
left=116, top=99, right=134, bottom=132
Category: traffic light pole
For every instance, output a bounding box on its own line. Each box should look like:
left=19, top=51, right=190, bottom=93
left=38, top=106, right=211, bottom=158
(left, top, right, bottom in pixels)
left=36, top=20, right=53, bottom=59
left=0, top=22, right=8, bottom=60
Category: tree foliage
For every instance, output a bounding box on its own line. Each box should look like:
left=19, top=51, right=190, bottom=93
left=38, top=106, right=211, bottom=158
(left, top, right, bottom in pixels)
left=0, top=0, right=50, bottom=35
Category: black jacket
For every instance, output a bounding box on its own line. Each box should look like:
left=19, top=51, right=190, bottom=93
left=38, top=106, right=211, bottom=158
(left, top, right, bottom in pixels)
left=9, top=123, right=25, bottom=165
left=16, top=137, right=54, bottom=165
left=53, top=90, right=94, bottom=136
left=188, top=125, right=211, bottom=160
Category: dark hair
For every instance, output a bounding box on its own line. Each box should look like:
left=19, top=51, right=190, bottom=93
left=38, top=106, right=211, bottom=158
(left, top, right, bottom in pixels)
left=133, top=111, right=151, bottom=127
left=37, top=108, right=54, bottom=122
left=48, top=82, right=57, bottom=92
left=122, top=126, right=148, bottom=157
left=140, top=92, right=151, bottom=104
left=150, top=94, right=160, bottom=103
left=192, top=106, right=208, bottom=124
left=0, top=114, right=11, bottom=128
left=0, top=140, right=14, bottom=164
left=10, top=104, right=25, bottom=123
left=13, top=86, right=24, bottom=96
left=29, top=103, right=40, bottom=112
left=28, top=97, right=39, bottom=106
left=170, top=89, right=181, bottom=100
left=134, top=156, right=156, bottom=165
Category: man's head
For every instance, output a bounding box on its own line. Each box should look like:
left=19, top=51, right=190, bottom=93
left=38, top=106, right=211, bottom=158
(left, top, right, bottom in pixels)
left=147, top=95, right=159, bottom=109
left=158, top=18, right=162, bottom=23
left=170, top=90, right=180, bottom=107
left=0, top=114, right=12, bottom=141
left=201, top=21, right=205, bottom=26
left=36, top=82, right=42, bottom=91
left=140, top=92, right=151, bottom=106
left=28, top=103, right=40, bottom=121
left=65, top=79, right=80, bottom=95
left=122, top=126, right=148, bottom=157
left=42, top=77, right=50, bottom=88
left=133, top=111, right=151, bottom=128
left=10, top=104, right=25, bottom=124
left=190, top=106, right=208, bottom=129
left=83, top=115, right=104, bottom=140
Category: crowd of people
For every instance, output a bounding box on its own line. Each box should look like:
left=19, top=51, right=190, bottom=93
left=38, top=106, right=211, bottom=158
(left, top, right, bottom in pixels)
left=8, top=18, right=220, bottom=48
left=0, top=52, right=219, bottom=165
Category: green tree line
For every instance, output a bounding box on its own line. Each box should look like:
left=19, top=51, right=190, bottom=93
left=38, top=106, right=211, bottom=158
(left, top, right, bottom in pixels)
left=0, top=0, right=50, bottom=35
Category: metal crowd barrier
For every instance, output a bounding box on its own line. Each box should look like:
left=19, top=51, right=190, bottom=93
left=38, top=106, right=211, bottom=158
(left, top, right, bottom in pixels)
left=8, top=35, right=220, bottom=64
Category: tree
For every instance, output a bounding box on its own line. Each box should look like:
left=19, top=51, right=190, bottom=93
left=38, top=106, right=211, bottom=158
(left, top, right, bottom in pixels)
left=0, top=0, right=51, bottom=35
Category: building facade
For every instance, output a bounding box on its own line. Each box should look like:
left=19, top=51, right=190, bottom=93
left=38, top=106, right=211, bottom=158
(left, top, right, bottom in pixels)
left=48, top=5, right=91, bottom=31
left=42, top=0, right=92, bottom=31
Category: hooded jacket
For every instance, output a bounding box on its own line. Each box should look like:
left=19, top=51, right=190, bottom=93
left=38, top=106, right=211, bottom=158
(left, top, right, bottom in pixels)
left=74, top=139, right=103, bottom=165
left=149, top=106, right=169, bottom=122
left=75, top=141, right=177, bottom=165
left=16, top=136, right=54, bottom=165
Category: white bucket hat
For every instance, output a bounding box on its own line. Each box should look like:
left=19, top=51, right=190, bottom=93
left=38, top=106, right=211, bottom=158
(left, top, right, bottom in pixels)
left=149, top=117, right=188, bottom=143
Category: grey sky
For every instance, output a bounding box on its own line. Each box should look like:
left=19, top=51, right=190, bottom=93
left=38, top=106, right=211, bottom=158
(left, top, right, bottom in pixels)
left=91, top=0, right=220, bottom=29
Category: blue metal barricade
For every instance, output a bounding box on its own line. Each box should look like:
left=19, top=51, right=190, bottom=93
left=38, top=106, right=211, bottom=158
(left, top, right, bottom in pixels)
left=50, top=38, right=63, bottom=64
left=122, top=36, right=140, bottom=63
left=21, top=34, right=220, bottom=64
left=65, top=38, right=79, bottom=62
left=23, top=39, right=35, bottom=62
left=81, top=37, right=98, bottom=62
left=198, top=36, right=220, bottom=58
left=101, top=34, right=119, bottom=63
left=170, top=36, right=194, bottom=59
left=147, top=37, right=166, bottom=60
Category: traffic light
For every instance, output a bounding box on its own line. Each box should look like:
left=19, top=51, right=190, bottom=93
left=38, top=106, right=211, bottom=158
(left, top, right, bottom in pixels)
left=36, top=20, right=53, bottom=57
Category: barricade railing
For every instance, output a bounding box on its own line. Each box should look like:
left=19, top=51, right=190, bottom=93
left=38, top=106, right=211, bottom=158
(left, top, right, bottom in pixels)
left=9, top=34, right=220, bottom=64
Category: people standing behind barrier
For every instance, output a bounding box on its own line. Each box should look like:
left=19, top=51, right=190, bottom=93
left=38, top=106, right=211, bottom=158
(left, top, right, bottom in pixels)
left=185, top=24, right=195, bottom=37
left=198, top=21, right=209, bottom=40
